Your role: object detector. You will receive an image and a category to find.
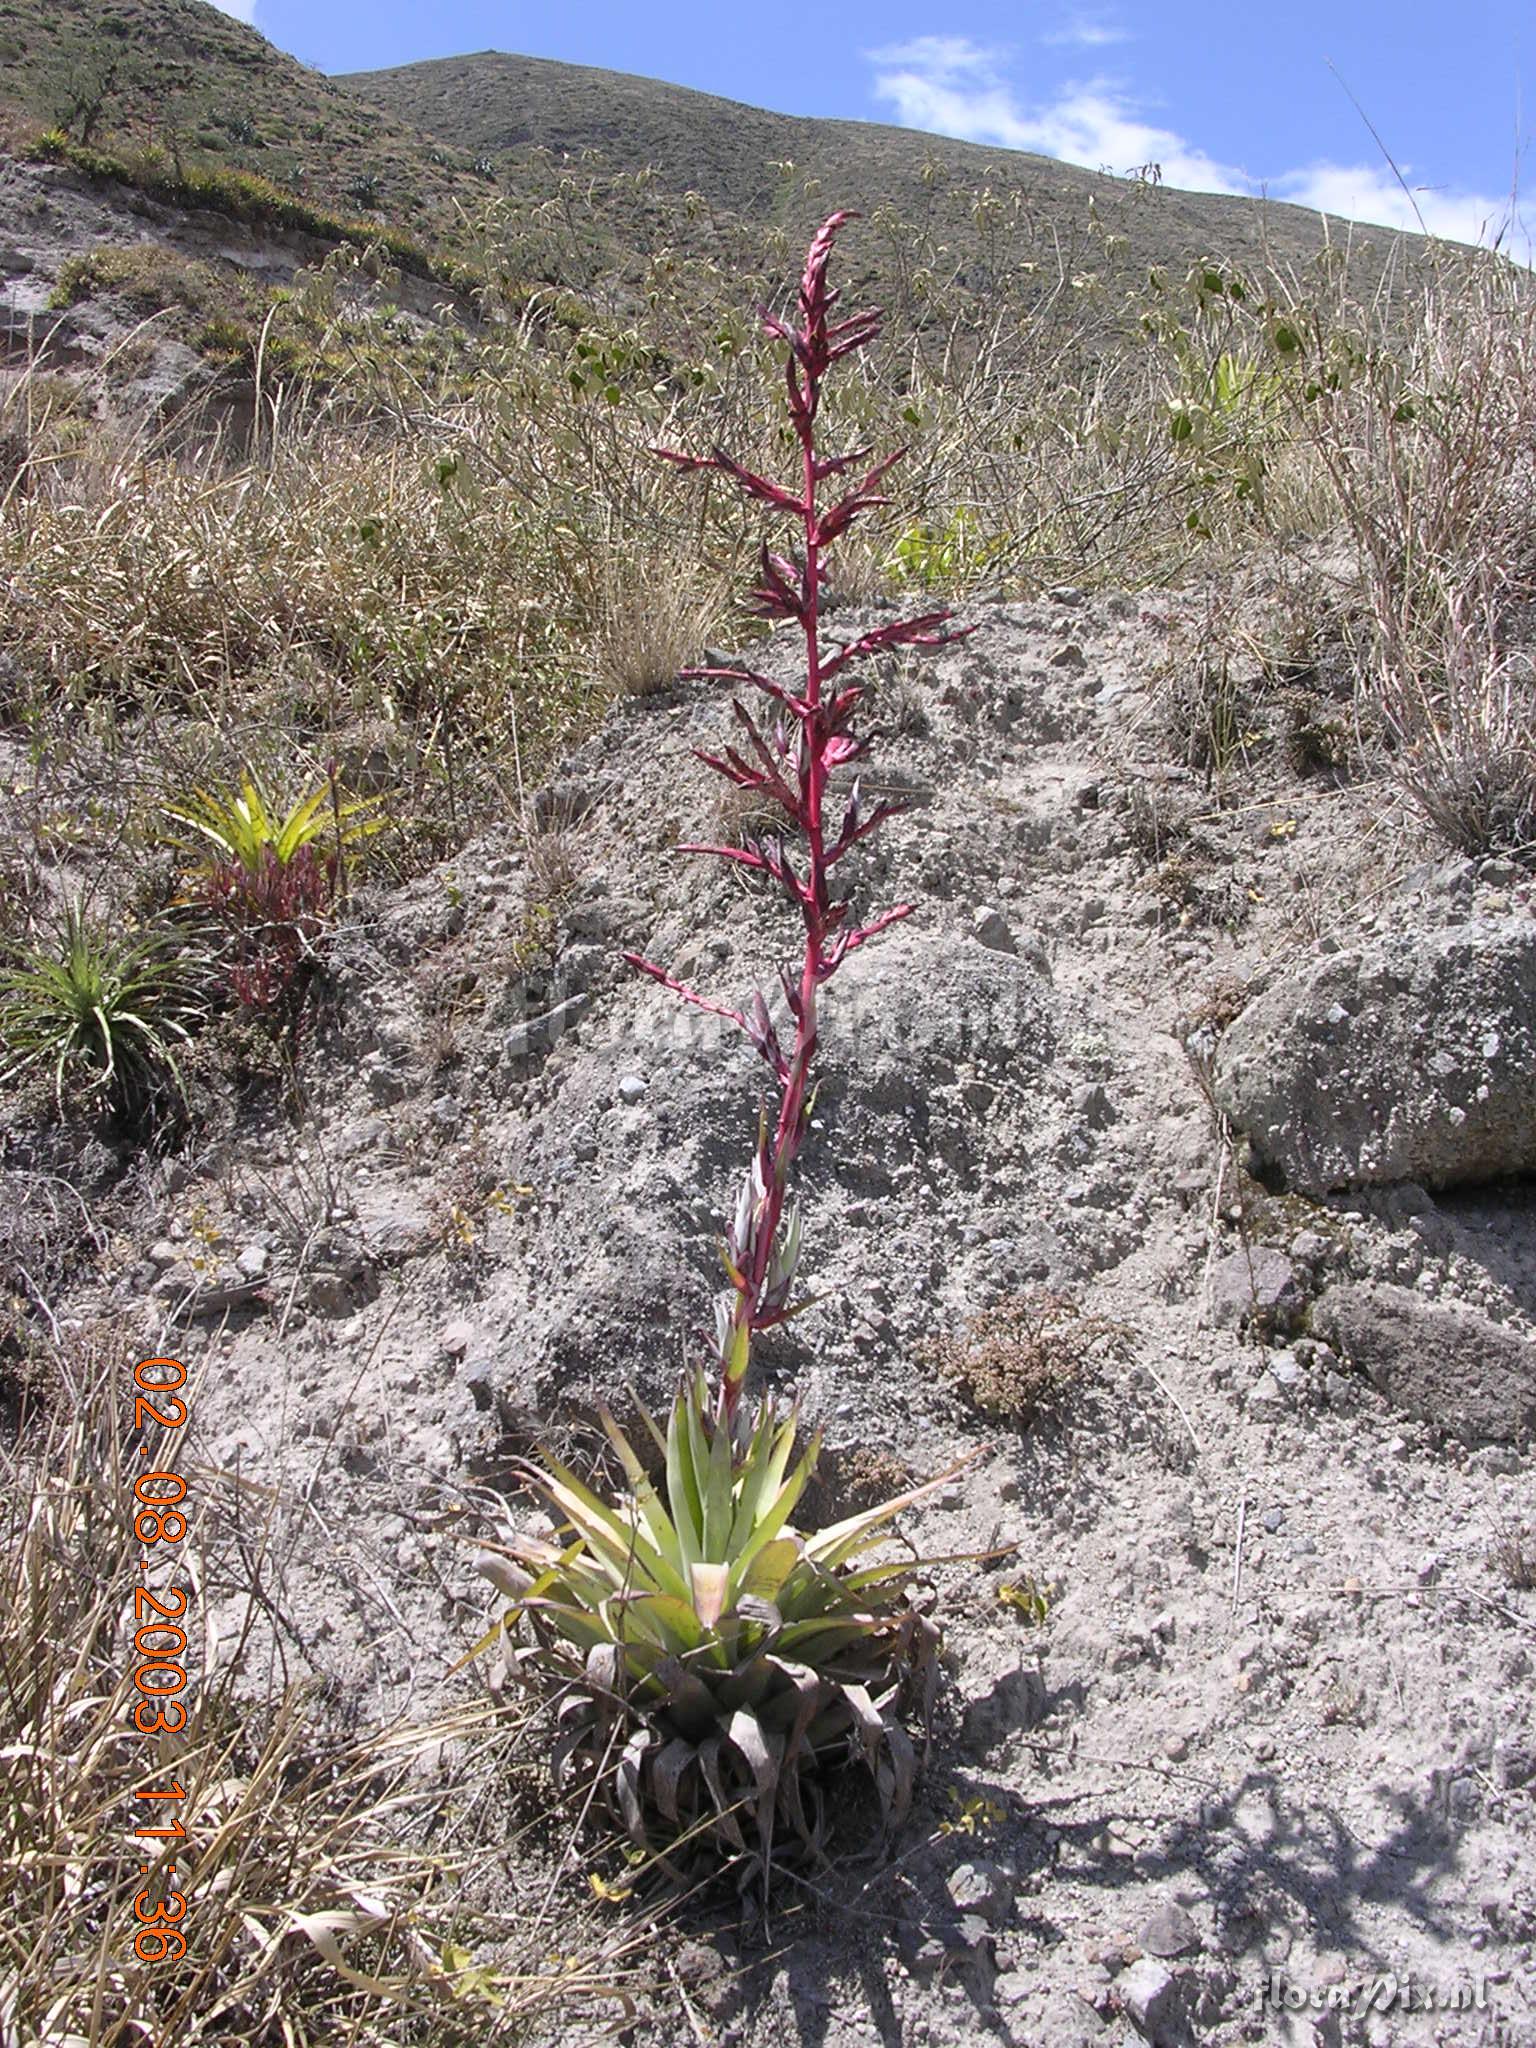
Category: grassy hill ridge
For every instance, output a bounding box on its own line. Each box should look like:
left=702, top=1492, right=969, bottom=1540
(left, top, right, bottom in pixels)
left=0, top=0, right=495, bottom=238
left=340, top=45, right=1405, bottom=285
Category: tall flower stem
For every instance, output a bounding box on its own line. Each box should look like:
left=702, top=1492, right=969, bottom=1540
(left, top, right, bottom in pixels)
left=626, top=212, right=971, bottom=1434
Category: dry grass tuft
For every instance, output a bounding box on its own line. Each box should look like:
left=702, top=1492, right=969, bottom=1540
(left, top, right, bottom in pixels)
left=0, top=1335, right=641, bottom=2045
left=926, top=1290, right=1135, bottom=1427
left=1491, top=1517, right=1536, bottom=1594
left=584, top=552, right=729, bottom=698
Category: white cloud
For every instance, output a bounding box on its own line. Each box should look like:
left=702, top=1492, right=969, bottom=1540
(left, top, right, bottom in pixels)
left=206, top=0, right=258, bottom=22
left=1041, top=19, right=1132, bottom=49
left=869, top=39, right=1245, bottom=191
left=866, top=37, right=1523, bottom=254
left=1274, top=162, right=1521, bottom=255
left=866, top=37, right=997, bottom=78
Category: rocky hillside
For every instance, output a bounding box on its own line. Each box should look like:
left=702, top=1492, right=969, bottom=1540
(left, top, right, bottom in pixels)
left=2, top=10, right=1532, bottom=2044
left=17, top=584, right=1533, bottom=2045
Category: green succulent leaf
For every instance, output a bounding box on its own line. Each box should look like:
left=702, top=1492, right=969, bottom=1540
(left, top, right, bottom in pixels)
left=474, top=1369, right=955, bottom=1874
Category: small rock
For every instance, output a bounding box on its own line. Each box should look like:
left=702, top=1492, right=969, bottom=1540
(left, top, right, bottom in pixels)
left=1289, top=1229, right=1334, bottom=1267
left=673, top=1939, right=726, bottom=1990
left=302, top=1271, right=353, bottom=1316
left=1470, top=1444, right=1521, bottom=1475
left=1073, top=1081, right=1114, bottom=1129
left=1248, top=1371, right=1284, bottom=1408
left=1137, top=1902, right=1202, bottom=1959
left=1207, top=1247, right=1304, bottom=1334
left=972, top=906, right=1016, bottom=954
left=235, top=1244, right=269, bottom=1281
left=1050, top=642, right=1087, bottom=671
left=996, top=1968, right=1038, bottom=2008
left=1311, top=1283, right=1536, bottom=1443
left=901, top=1931, right=951, bottom=1976
left=504, top=992, right=591, bottom=1061
left=617, top=1074, right=648, bottom=1105
left=955, top=1911, right=993, bottom=1951
left=1213, top=917, right=1536, bottom=1191
left=1260, top=1507, right=1285, bottom=1534
left=946, top=1858, right=1013, bottom=1926
left=361, top=1052, right=407, bottom=1106
left=440, top=1318, right=475, bottom=1359
left=1118, top=1956, right=1181, bottom=2040
left=148, top=1240, right=179, bottom=1270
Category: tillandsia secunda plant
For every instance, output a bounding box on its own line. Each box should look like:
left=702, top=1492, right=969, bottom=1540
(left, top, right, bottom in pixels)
left=162, top=765, right=382, bottom=1011
left=474, top=214, right=978, bottom=1886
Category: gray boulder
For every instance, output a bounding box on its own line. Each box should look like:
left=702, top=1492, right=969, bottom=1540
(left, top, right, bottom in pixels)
left=821, top=929, right=1057, bottom=1085
left=1213, top=918, right=1536, bottom=1192
left=477, top=931, right=1066, bottom=1420
left=1206, top=1247, right=1305, bottom=1335
left=1311, top=1283, right=1536, bottom=1443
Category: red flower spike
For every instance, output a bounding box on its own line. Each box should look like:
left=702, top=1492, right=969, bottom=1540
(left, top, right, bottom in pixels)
left=828, top=796, right=909, bottom=867
left=650, top=445, right=718, bottom=472
left=821, top=613, right=975, bottom=681
left=675, top=840, right=771, bottom=876
left=749, top=546, right=808, bottom=621
left=638, top=212, right=962, bottom=1432
left=708, top=449, right=807, bottom=517
left=622, top=952, right=747, bottom=1032
left=813, top=444, right=877, bottom=482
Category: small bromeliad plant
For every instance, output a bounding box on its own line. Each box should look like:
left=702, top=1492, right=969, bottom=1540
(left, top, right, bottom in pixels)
left=163, top=766, right=380, bottom=1010
left=476, top=214, right=974, bottom=1884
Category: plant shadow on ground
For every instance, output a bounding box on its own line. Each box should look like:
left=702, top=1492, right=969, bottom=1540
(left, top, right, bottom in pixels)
left=1433, top=1177, right=1536, bottom=1320
left=693, top=1749, right=1467, bottom=2048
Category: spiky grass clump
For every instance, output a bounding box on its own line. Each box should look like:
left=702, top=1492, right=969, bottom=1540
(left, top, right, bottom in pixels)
left=0, top=902, right=198, bottom=1116
left=475, top=1379, right=955, bottom=1883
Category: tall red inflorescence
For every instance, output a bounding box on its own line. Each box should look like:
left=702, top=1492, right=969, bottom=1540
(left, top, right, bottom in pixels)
left=626, top=212, right=972, bottom=1431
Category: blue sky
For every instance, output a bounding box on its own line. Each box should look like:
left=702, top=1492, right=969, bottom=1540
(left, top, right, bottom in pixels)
left=215, top=0, right=1530, bottom=254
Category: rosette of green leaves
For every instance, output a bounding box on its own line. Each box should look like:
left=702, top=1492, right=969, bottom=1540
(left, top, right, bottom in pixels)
left=0, top=903, right=198, bottom=1114
left=472, top=1374, right=957, bottom=1880
left=162, top=768, right=383, bottom=875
